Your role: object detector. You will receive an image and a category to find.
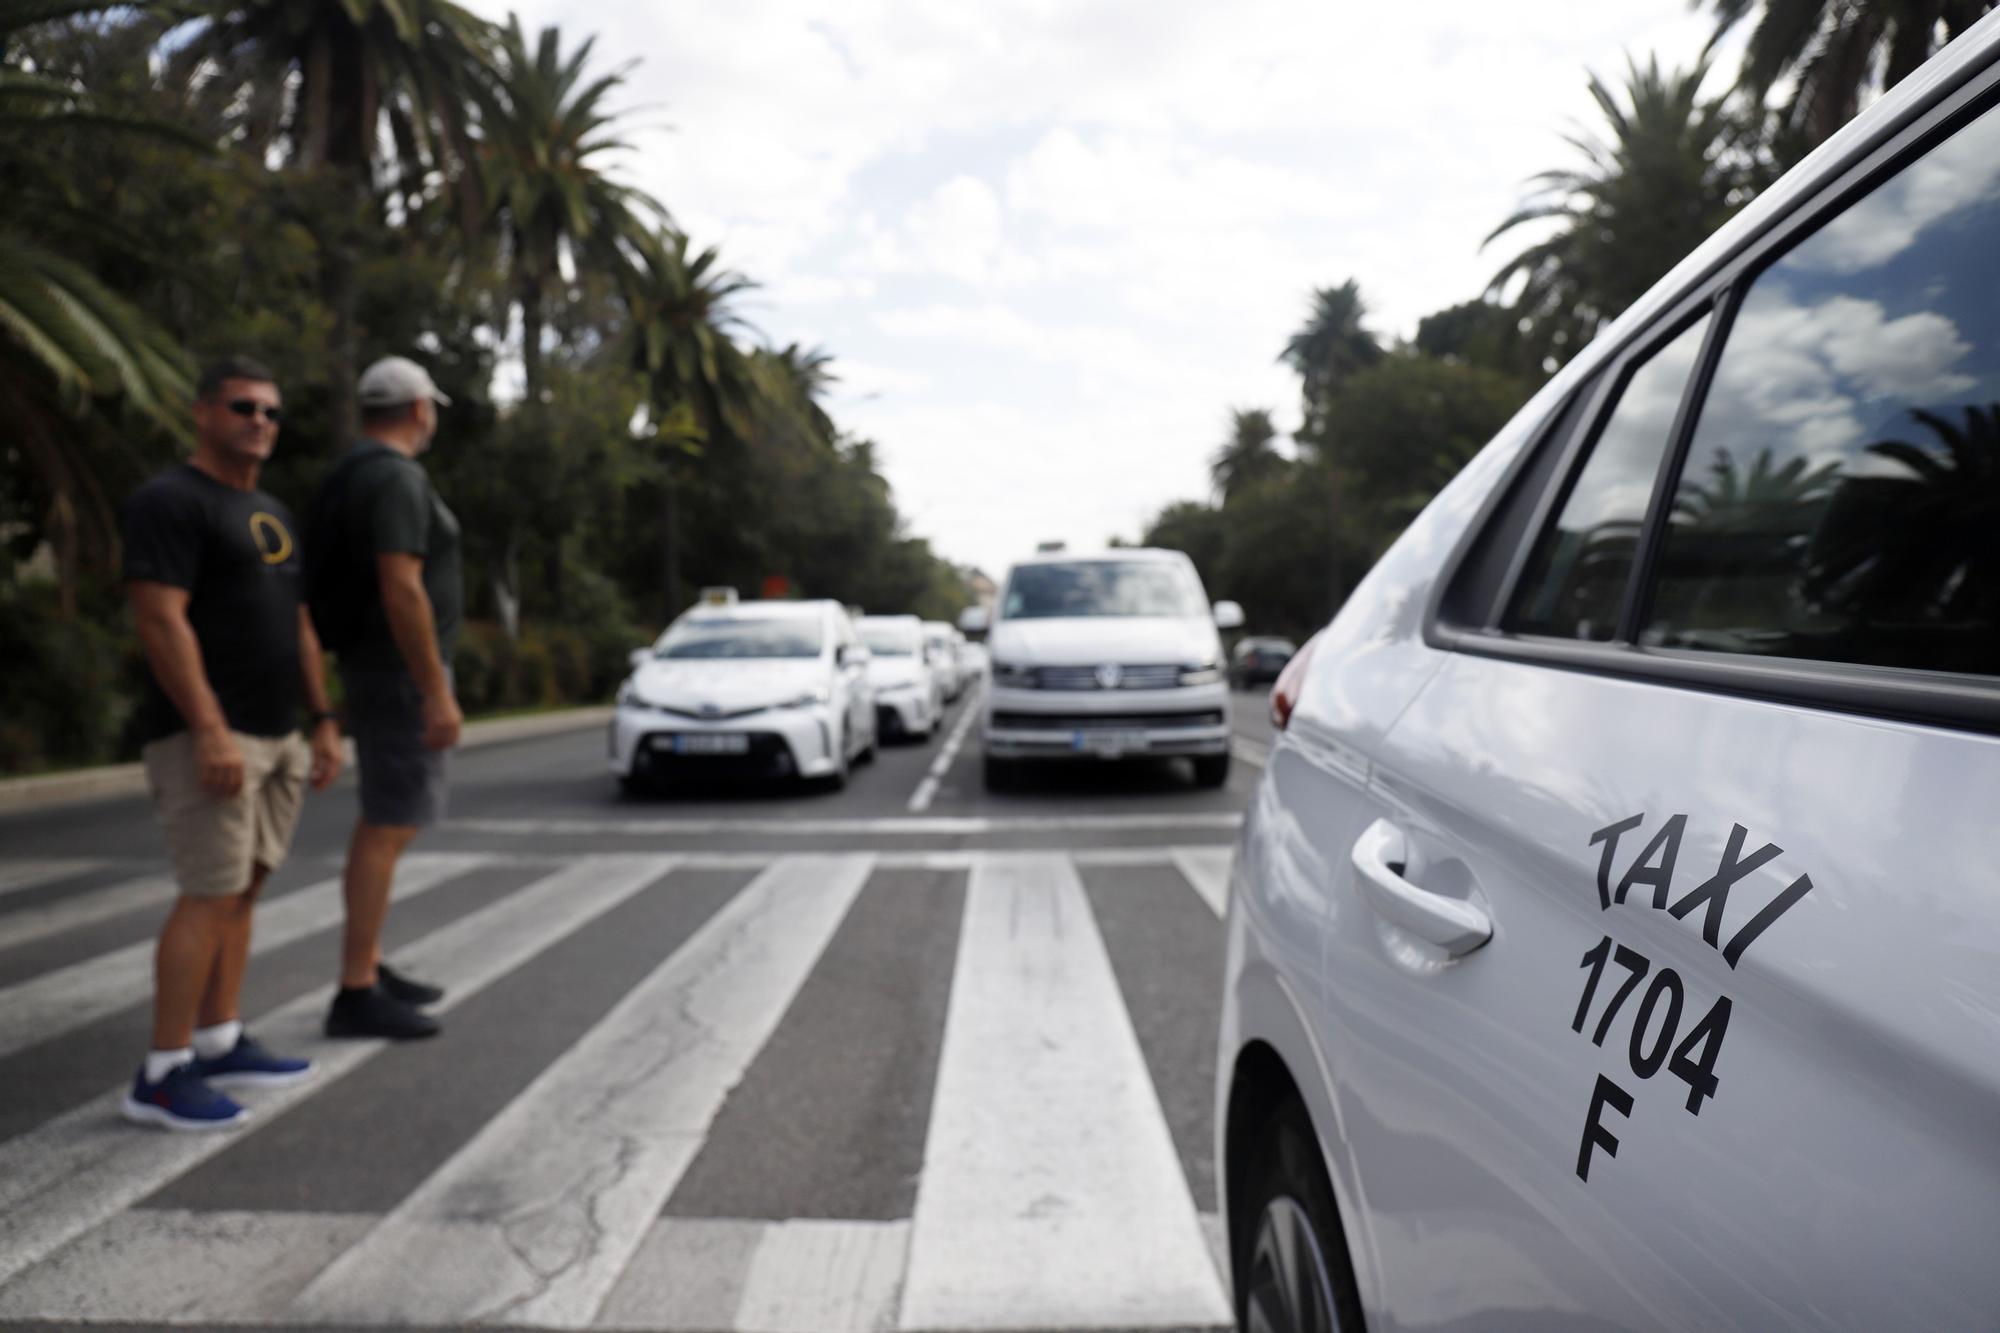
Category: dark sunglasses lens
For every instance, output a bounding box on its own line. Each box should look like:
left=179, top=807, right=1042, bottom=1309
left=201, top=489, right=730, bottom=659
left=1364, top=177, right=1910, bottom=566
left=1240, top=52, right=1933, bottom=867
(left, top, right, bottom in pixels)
left=227, top=400, right=282, bottom=422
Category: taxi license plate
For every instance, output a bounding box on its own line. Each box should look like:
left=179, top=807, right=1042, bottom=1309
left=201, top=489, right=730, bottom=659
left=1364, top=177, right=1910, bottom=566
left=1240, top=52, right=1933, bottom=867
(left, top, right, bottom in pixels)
left=667, top=733, right=749, bottom=755
left=1075, top=729, right=1148, bottom=757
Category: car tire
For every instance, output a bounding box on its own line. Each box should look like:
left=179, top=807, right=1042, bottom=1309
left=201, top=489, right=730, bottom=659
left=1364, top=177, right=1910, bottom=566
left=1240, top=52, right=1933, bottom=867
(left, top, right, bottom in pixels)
left=617, top=773, right=650, bottom=798
left=982, top=754, right=1015, bottom=791
left=1236, top=1097, right=1365, bottom=1333
left=1193, top=752, right=1231, bottom=788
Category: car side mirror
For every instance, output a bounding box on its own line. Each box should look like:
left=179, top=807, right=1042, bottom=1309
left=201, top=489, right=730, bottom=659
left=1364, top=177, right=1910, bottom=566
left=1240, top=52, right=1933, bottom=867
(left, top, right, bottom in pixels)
left=839, top=644, right=870, bottom=667
left=1212, top=600, right=1245, bottom=631
left=629, top=647, right=652, bottom=671
left=957, top=606, right=990, bottom=634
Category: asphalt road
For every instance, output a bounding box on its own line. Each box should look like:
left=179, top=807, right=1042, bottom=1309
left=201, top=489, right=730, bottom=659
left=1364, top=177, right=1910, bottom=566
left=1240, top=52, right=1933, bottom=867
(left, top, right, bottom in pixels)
left=0, top=684, right=1279, bottom=1333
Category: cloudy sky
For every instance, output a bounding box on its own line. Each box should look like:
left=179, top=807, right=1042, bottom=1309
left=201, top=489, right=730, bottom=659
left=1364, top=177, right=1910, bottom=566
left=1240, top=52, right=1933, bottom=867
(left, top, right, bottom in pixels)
left=467, top=1, right=1738, bottom=581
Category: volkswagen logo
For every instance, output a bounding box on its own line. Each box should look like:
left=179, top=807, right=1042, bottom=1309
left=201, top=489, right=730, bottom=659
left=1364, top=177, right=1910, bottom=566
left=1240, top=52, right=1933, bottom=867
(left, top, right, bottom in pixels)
left=1094, top=663, right=1123, bottom=690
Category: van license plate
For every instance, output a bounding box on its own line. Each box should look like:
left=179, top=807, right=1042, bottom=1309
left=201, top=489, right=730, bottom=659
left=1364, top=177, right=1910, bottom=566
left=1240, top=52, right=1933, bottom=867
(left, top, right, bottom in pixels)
left=1076, top=730, right=1147, bottom=757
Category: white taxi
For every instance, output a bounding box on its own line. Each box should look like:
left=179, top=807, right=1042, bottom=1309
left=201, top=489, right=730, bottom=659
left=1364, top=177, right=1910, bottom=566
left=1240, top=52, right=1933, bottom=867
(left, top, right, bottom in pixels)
left=859, top=614, right=943, bottom=741
left=1218, top=17, right=2000, bottom=1330
left=609, top=598, right=876, bottom=791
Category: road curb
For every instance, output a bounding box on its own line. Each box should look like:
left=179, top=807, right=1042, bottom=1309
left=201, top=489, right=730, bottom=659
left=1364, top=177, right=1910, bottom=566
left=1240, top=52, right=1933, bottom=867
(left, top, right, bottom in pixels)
left=0, top=707, right=613, bottom=816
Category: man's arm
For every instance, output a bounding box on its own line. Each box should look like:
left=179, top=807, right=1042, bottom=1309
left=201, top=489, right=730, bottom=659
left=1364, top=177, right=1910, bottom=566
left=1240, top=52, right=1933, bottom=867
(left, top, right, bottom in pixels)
left=298, top=607, right=344, bottom=790
left=376, top=552, right=462, bottom=749
left=129, top=580, right=243, bottom=796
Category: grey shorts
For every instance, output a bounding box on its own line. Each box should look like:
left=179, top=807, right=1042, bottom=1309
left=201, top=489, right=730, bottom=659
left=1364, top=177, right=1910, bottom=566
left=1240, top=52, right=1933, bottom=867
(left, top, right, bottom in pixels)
left=342, top=666, right=450, bottom=828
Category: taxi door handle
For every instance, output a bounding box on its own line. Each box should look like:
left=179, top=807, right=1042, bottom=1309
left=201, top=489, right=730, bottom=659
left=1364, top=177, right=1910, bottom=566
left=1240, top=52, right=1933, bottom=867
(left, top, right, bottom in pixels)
left=1351, top=819, right=1493, bottom=956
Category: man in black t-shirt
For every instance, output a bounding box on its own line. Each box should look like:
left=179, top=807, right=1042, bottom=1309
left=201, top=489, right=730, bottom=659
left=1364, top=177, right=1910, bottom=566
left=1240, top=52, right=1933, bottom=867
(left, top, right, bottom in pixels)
left=120, top=355, right=345, bottom=1131
left=309, top=355, right=463, bottom=1041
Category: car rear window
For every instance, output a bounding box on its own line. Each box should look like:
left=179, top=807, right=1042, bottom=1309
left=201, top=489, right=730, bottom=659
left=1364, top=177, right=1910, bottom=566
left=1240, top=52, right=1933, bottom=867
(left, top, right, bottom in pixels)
left=1639, top=100, right=2000, bottom=676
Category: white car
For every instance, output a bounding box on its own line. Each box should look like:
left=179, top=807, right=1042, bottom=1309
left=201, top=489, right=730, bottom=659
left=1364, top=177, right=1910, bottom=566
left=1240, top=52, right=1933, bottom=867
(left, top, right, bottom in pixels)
left=1220, top=18, right=2000, bottom=1330
left=859, top=614, right=944, bottom=741
left=982, top=548, right=1243, bottom=788
left=921, top=620, right=968, bottom=701
left=609, top=599, right=875, bottom=790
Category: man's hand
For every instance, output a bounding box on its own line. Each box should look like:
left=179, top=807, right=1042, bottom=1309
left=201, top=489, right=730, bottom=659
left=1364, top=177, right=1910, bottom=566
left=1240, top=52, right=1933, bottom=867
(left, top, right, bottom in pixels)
left=422, top=690, right=463, bottom=751
left=193, top=724, right=245, bottom=798
left=309, top=718, right=344, bottom=791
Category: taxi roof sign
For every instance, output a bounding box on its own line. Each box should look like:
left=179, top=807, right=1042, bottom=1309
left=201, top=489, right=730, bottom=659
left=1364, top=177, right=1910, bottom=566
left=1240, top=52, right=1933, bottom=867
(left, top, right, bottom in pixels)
left=699, top=586, right=739, bottom=606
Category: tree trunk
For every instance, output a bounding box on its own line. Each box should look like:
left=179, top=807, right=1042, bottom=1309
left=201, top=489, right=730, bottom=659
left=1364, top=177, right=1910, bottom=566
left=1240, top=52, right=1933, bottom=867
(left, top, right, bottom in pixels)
left=662, top=473, right=681, bottom=624
left=520, top=271, right=545, bottom=406
left=491, top=533, right=521, bottom=642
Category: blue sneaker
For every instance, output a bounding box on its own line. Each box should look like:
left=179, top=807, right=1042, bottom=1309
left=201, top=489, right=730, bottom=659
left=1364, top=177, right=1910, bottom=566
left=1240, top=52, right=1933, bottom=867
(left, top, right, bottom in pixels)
left=189, top=1033, right=313, bottom=1088
left=121, top=1064, right=247, bottom=1131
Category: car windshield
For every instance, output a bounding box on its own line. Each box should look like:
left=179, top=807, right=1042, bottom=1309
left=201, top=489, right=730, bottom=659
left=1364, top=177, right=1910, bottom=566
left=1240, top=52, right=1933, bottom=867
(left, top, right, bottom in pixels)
left=655, top=617, right=822, bottom=660
left=861, top=624, right=918, bottom=656
left=1003, top=561, right=1204, bottom=619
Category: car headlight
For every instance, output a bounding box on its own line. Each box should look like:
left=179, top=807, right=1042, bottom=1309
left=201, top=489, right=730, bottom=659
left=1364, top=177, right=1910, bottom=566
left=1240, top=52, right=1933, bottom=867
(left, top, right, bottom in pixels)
left=991, top=660, right=1032, bottom=687
left=617, top=678, right=639, bottom=706
left=1178, top=661, right=1224, bottom=686
left=778, top=687, right=831, bottom=708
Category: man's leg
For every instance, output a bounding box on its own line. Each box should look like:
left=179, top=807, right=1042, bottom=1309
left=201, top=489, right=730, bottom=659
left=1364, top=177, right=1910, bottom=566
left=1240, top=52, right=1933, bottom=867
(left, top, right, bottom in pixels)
left=151, top=894, right=237, bottom=1053
left=195, top=866, right=269, bottom=1030
left=340, top=818, right=417, bottom=989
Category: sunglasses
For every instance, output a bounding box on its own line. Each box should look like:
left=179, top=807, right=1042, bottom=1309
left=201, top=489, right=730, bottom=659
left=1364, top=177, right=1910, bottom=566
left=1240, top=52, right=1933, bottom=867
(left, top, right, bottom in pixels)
left=225, top=399, right=283, bottom=423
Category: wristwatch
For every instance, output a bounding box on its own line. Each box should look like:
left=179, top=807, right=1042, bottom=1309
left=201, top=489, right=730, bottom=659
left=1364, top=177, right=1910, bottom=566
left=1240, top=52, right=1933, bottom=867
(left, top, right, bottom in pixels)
left=308, top=710, right=338, bottom=728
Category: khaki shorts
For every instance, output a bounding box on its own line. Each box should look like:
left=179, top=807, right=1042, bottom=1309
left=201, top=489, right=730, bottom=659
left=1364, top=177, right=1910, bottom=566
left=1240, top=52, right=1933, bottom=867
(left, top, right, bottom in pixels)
left=142, top=730, right=310, bottom=898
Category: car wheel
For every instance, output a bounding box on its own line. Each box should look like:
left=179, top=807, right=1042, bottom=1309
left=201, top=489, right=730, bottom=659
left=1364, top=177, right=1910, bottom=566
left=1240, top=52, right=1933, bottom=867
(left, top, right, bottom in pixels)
left=1193, top=752, right=1231, bottom=788
left=982, top=754, right=1015, bottom=791
left=1238, top=1098, right=1363, bottom=1333
left=617, top=773, right=651, bottom=798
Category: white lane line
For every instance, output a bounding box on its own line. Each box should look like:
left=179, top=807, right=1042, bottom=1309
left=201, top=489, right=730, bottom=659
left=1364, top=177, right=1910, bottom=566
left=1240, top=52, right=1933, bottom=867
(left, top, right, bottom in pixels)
left=0, top=852, right=487, bottom=1062
left=0, top=1209, right=373, bottom=1324
left=0, top=854, right=681, bottom=1293
left=1231, top=736, right=1271, bottom=768
left=897, top=854, right=1232, bottom=1331
left=451, top=812, right=1244, bottom=837
left=289, top=854, right=876, bottom=1329
left=907, top=687, right=984, bottom=814
left=1170, top=846, right=1234, bottom=918
left=0, top=873, right=175, bottom=951
left=0, top=860, right=106, bottom=901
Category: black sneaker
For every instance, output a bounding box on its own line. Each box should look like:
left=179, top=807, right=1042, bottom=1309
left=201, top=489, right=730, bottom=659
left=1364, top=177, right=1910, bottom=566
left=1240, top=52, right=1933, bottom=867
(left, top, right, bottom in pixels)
left=377, top=962, right=445, bottom=1007
left=325, top=984, right=441, bottom=1040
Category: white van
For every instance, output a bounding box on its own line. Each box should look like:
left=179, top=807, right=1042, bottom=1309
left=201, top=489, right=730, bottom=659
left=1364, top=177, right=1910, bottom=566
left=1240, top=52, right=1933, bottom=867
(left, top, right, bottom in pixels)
left=981, top=548, right=1243, bottom=788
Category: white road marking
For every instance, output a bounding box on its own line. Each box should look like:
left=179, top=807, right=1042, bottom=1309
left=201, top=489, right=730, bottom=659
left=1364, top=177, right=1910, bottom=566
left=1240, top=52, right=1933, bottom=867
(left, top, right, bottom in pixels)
left=0, top=1209, right=372, bottom=1324
left=450, top=813, right=1243, bottom=837
left=0, top=852, right=488, bottom=1062
left=907, top=687, right=984, bottom=814
left=897, top=854, right=1232, bottom=1331
left=1171, top=846, right=1234, bottom=918
left=289, top=854, right=876, bottom=1328
left=0, top=873, right=175, bottom=950
left=0, top=859, right=105, bottom=901
left=0, top=854, right=681, bottom=1292
left=1231, top=736, right=1271, bottom=768
left=733, top=1219, right=910, bottom=1333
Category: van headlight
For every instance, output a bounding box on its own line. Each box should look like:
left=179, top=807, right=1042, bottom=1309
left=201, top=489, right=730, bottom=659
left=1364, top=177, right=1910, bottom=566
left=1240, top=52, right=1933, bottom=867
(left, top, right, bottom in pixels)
left=991, top=660, right=1032, bottom=687
left=1178, top=661, right=1224, bottom=686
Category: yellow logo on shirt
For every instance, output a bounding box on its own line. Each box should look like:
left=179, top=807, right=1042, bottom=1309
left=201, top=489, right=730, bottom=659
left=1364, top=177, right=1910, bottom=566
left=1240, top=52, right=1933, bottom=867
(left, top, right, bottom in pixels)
left=249, top=512, right=293, bottom=565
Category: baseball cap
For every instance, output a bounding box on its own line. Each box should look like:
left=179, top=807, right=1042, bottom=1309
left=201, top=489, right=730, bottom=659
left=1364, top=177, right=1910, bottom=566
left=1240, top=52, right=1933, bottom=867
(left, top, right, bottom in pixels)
left=357, top=355, right=452, bottom=408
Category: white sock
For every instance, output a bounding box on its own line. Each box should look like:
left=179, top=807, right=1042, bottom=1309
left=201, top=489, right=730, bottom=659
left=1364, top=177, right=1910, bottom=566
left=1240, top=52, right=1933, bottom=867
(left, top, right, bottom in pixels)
left=192, top=1020, right=243, bottom=1059
left=144, top=1048, right=194, bottom=1084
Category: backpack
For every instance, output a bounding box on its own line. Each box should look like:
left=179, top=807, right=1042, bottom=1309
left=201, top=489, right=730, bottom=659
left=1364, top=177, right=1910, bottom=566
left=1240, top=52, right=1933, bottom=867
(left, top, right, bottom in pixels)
left=303, top=447, right=403, bottom=653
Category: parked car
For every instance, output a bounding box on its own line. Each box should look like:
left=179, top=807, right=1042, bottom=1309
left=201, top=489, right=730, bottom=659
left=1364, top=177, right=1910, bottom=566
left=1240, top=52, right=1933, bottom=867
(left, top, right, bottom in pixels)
left=859, top=614, right=944, bottom=741
left=921, top=619, right=968, bottom=701
left=1228, top=636, right=1296, bottom=689
left=982, top=548, right=1242, bottom=789
left=608, top=598, right=875, bottom=791
left=1218, top=19, right=2000, bottom=1331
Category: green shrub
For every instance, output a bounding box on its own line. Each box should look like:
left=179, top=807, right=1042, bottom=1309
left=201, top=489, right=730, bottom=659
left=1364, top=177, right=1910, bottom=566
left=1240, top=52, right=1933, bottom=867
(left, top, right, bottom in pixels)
left=0, top=589, right=133, bottom=773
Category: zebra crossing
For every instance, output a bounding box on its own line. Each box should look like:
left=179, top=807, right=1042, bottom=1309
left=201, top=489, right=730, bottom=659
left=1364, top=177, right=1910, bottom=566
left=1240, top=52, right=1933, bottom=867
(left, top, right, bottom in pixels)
left=0, top=846, right=1240, bottom=1331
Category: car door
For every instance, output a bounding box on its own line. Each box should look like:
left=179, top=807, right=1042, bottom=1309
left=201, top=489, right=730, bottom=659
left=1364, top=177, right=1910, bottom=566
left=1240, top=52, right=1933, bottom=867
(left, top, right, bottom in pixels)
left=1339, top=82, right=2000, bottom=1332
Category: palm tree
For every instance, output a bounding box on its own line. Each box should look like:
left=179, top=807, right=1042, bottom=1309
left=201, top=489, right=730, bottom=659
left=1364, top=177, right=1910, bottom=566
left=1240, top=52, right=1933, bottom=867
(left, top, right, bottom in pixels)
left=1486, top=56, right=1768, bottom=369
left=169, top=0, right=499, bottom=440
left=1210, top=408, right=1284, bottom=504
left=1, top=0, right=198, bottom=615
left=1280, top=280, right=1382, bottom=438
left=1702, top=0, right=1995, bottom=153
left=484, top=15, right=660, bottom=405
left=617, top=231, right=758, bottom=616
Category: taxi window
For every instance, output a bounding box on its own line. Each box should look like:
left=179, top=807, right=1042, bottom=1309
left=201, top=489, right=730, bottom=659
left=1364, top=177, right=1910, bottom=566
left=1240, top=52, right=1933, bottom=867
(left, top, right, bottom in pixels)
left=1641, top=102, right=2000, bottom=676
left=1506, top=314, right=1713, bottom=641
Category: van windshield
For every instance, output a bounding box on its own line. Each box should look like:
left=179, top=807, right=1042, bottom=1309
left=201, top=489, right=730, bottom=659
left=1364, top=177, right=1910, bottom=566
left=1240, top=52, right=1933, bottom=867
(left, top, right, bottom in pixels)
left=1002, top=561, right=1205, bottom=619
